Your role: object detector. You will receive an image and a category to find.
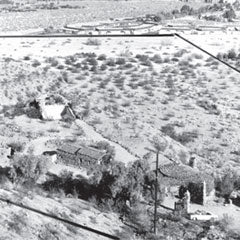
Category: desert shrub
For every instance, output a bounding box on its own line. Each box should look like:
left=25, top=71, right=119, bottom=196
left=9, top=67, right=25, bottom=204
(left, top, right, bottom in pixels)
left=32, top=60, right=41, bottom=67
left=197, top=99, right=220, bottom=115
left=233, top=0, right=240, bottom=10
left=9, top=154, right=49, bottom=184
left=216, top=172, right=236, bottom=200
left=116, top=58, right=126, bottom=65
left=181, top=5, right=191, bottom=15
left=81, top=101, right=91, bottom=119
left=161, top=124, right=198, bottom=145
left=216, top=53, right=223, bottom=60
left=97, top=54, right=107, bottom=61
left=61, top=71, right=69, bottom=82
left=65, top=56, right=77, bottom=65
left=23, top=56, right=30, bottom=61
left=127, top=203, right=152, bottom=234
left=8, top=211, right=27, bottom=234
left=57, top=64, right=64, bottom=69
left=227, top=49, right=237, bottom=59
left=122, top=100, right=131, bottom=107
left=161, top=124, right=176, bottom=137
left=176, top=130, right=199, bottom=145
left=74, top=62, right=81, bottom=68
left=163, top=57, right=170, bottom=63
left=100, top=64, right=107, bottom=71
left=85, top=38, right=101, bottom=46
left=141, top=59, right=153, bottom=67
left=150, top=54, right=162, bottom=64
left=135, top=54, right=149, bottom=62
left=82, top=64, right=89, bottom=70
left=48, top=127, right=60, bottom=133
left=223, top=8, right=236, bottom=21
left=87, top=57, right=98, bottom=66
left=106, top=58, right=116, bottom=66
left=48, top=58, right=59, bottom=67
left=90, top=65, right=98, bottom=72
left=123, top=63, right=133, bottom=69
left=191, top=53, right=203, bottom=59
left=172, top=9, right=180, bottom=15
left=174, top=49, right=187, bottom=58
left=217, top=214, right=234, bottom=231
left=93, top=141, right=116, bottom=164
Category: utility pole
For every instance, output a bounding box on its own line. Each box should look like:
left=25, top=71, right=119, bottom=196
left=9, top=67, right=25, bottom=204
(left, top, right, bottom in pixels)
left=145, top=147, right=160, bottom=235
left=153, top=150, right=159, bottom=235
left=146, top=135, right=168, bottom=235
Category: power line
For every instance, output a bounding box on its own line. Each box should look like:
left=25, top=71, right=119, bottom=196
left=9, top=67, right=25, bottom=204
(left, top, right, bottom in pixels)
left=0, top=197, right=120, bottom=240
left=175, top=33, right=240, bottom=74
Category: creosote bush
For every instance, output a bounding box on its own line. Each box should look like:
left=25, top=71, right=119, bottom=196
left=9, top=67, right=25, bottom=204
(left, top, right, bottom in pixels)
left=9, top=154, right=49, bottom=184
left=85, top=38, right=101, bottom=46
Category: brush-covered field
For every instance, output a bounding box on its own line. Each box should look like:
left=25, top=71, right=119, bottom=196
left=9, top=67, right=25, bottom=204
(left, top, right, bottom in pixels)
left=1, top=35, right=240, bottom=237
left=186, top=32, right=240, bottom=70
left=1, top=36, right=240, bottom=175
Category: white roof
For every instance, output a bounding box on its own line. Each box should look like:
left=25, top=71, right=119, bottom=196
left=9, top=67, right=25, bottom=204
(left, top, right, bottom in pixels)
left=41, top=104, right=65, bottom=120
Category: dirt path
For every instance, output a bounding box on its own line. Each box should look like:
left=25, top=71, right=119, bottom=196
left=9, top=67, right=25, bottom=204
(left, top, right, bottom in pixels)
left=75, top=119, right=137, bottom=165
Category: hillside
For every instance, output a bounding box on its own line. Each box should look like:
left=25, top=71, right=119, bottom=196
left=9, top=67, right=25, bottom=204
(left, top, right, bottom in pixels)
left=1, top=35, right=240, bottom=239
left=1, top=36, right=240, bottom=172
left=0, top=187, right=129, bottom=239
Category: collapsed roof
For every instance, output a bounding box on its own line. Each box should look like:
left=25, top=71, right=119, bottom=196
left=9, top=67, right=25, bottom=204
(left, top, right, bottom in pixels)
left=57, top=144, right=107, bottom=161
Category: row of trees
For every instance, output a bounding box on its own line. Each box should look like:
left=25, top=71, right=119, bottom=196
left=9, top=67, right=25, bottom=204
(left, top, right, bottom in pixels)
left=147, top=2, right=238, bottom=22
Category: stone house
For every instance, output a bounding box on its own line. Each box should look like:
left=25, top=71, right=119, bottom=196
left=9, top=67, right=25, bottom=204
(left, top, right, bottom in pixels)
left=158, top=162, right=215, bottom=205
left=57, top=144, right=107, bottom=168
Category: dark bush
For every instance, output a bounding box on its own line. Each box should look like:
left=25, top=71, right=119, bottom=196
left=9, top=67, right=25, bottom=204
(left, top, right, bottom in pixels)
left=181, top=5, right=191, bottom=15
left=32, top=60, right=41, bottom=67
left=123, top=63, right=133, bottom=69
left=106, top=58, right=116, bottom=66
left=136, top=54, right=149, bottom=62
left=116, top=58, right=126, bottom=65
left=150, top=54, right=162, bottom=64
left=100, top=64, right=107, bottom=71
left=23, top=56, right=30, bottom=61
left=87, top=57, right=98, bottom=66
left=227, top=49, right=237, bottom=59
left=97, top=54, right=107, bottom=61
left=223, top=9, right=236, bottom=21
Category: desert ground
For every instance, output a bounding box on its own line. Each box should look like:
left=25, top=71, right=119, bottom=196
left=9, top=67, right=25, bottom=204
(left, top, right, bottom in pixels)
left=1, top=35, right=240, bottom=171
left=1, top=35, right=240, bottom=238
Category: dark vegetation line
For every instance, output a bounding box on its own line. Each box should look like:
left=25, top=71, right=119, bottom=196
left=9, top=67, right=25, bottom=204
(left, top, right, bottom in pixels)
left=175, top=33, right=240, bottom=74
left=0, top=197, right=120, bottom=240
